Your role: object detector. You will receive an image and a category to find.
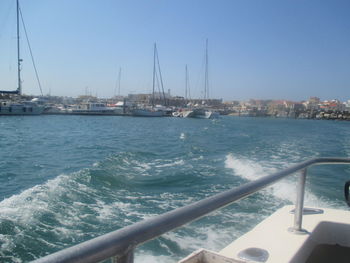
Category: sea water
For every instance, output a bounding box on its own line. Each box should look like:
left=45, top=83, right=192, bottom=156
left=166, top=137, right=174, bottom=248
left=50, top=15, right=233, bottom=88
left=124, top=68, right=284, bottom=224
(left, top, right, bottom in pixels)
left=0, top=115, right=349, bottom=262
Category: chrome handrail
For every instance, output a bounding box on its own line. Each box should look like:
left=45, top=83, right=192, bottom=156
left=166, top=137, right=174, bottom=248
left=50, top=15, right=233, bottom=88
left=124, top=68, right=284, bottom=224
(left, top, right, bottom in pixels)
left=31, top=157, right=350, bottom=263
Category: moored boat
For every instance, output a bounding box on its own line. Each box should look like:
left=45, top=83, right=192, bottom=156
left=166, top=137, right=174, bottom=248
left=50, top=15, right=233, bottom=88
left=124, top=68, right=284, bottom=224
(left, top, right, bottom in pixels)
left=0, top=0, right=45, bottom=116
left=182, top=108, right=219, bottom=119
left=0, top=100, right=44, bottom=115
left=131, top=108, right=165, bottom=117
left=70, top=102, right=123, bottom=115
left=180, top=40, right=219, bottom=120
left=132, top=43, right=168, bottom=117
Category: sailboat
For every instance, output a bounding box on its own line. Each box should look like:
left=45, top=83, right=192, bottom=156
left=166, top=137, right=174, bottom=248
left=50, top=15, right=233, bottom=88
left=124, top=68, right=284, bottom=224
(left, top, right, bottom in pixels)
left=0, top=0, right=44, bottom=115
left=182, top=39, right=219, bottom=119
left=131, top=43, right=166, bottom=117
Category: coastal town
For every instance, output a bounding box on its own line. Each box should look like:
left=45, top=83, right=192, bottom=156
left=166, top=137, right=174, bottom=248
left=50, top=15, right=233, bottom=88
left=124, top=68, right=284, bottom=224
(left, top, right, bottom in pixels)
left=1, top=91, right=349, bottom=120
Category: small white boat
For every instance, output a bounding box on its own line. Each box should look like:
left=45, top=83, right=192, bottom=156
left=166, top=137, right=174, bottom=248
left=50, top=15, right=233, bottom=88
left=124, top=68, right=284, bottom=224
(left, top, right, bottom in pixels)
left=180, top=41, right=219, bottom=120
left=0, top=101, right=44, bottom=115
left=131, top=108, right=164, bottom=117
left=131, top=44, right=169, bottom=118
left=182, top=108, right=219, bottom=119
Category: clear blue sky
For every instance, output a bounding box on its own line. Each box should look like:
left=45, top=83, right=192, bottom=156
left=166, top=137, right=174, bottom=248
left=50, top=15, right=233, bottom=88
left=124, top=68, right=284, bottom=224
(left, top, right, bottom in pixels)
left=0, top=0, right=349, bottom=101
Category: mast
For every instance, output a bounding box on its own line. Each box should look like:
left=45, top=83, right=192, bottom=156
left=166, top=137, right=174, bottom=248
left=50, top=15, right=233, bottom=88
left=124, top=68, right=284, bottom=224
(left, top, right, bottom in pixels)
left=152, top=43, right=156, bottom=107
left=204, top=38, right=209, bottom=100
left=155, top=46, right=166, bottom=105
left=118, top=67, right=121, bottom=96
left=17, top=0, right=22, bottom=95
left=185, top=65, right=188, bottom=100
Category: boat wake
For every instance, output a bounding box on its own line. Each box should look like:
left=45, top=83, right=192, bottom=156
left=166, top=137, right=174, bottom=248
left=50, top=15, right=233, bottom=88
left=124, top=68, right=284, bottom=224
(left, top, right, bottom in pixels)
left=225, top=153, right=340, bottom=208
left=0, top=150, right=345, bottom=263
left=0, top=152, right=230, bottom=262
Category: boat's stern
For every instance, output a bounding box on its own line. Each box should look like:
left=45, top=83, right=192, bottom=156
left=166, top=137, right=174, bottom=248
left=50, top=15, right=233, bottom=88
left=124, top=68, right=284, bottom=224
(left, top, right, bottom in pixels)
left=178, top=205, right=350, bottom=263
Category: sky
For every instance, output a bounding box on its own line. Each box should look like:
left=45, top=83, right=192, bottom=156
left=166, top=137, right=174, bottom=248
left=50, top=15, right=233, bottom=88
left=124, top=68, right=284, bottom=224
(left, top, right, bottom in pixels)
left=0, top=0, right=349, bottom=101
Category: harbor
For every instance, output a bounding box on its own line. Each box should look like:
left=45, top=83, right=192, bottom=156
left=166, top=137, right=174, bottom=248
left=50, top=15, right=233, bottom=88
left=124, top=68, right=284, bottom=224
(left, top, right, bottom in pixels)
left=1, top=0, right=350, bottom=262
left=1, top=92, right=350, bottom=121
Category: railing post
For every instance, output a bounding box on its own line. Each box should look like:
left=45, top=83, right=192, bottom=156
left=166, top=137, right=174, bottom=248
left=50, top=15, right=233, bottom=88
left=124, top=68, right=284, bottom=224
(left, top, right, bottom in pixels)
left=291, top=168, right=307, bottom=234
left=112, top=249, right=134, bottom=263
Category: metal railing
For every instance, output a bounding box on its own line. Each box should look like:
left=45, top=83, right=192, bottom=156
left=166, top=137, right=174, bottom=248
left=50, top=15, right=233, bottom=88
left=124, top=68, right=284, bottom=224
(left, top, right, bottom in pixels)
left=32, top=157, right=350, bottom=263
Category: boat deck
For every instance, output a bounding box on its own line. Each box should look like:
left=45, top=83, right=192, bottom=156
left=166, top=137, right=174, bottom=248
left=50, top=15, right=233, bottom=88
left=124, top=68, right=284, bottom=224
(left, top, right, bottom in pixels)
left=219, top=205, right=350, bottom=263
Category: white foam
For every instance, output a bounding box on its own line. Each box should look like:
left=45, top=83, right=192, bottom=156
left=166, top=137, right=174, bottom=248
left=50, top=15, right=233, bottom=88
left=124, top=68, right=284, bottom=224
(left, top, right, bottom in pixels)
left=135, top=251, right=175, bottom=263
left=132, top=160, right=152, bottom=172
left=224, top=153, right=333, bottom=208
left=180, top=133, right=186, bottom=140
left=0, top=175, right=68, bottom=224
left=155, top=159, right=185, bottom=168
left=225, top=153, right=275, bottom=181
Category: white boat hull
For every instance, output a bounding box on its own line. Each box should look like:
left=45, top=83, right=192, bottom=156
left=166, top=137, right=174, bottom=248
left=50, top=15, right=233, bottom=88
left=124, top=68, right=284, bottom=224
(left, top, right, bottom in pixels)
left=0, top=104, right=44, bottom=115
left=132, top=109, right=164, bottom=117
left=180, top=205, right=350, bottom=263
left=182, top=109, right=219, bottom=119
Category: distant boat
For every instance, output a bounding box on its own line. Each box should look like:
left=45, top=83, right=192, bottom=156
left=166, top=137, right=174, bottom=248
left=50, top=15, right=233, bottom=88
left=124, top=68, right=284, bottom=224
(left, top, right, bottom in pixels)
left=132, top=43, right=166, bottom=117
left=182, top=39, right=219, bottom=119
left=182, top=108, right=219, bottom=119
left=0, top=100, right=44, bottom=115
left=0, top=0, right=44, bottom=115
left=70, top=102, right=124, bottom=115
left=131, top=108, right=164, bottom=117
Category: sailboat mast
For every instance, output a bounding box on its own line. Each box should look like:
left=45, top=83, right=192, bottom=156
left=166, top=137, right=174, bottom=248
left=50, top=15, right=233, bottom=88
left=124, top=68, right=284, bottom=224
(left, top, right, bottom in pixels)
left=185, top=65, right=188, bottom=100
left=204, top=38, right=209, bottom=100
left=152, top=43, right=156, bottom=107
left=155, top=47, right=166, bottom=105
left=118, top=67, right=121, bottom=96
left=17, top=0, right=22, bottom=95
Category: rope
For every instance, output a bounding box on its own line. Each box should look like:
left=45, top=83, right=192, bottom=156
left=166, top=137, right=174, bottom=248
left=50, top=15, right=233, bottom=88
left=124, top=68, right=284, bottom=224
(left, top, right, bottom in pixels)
left=19, top=5, right=43, bottom=96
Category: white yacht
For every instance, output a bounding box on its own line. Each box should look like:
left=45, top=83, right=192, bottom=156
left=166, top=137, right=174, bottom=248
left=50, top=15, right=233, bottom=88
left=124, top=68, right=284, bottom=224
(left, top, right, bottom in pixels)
left=131, top=43, right=168, bottom=117
left=182, top=108, right=219, bottom=119
left=0, top=100, right=44, bottom=115
left=181, top=40, right=219, bottom=120
left=0, top=0, right=45, bottom=116
left=70, top=102, right=122, bottom=115
left=131, top=108, right=165, bottom=117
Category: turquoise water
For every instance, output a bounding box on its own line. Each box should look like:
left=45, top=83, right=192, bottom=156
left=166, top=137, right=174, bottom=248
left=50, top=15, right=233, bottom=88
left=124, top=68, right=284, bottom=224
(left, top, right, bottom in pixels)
left=0, top=116, right=349, bottom=262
